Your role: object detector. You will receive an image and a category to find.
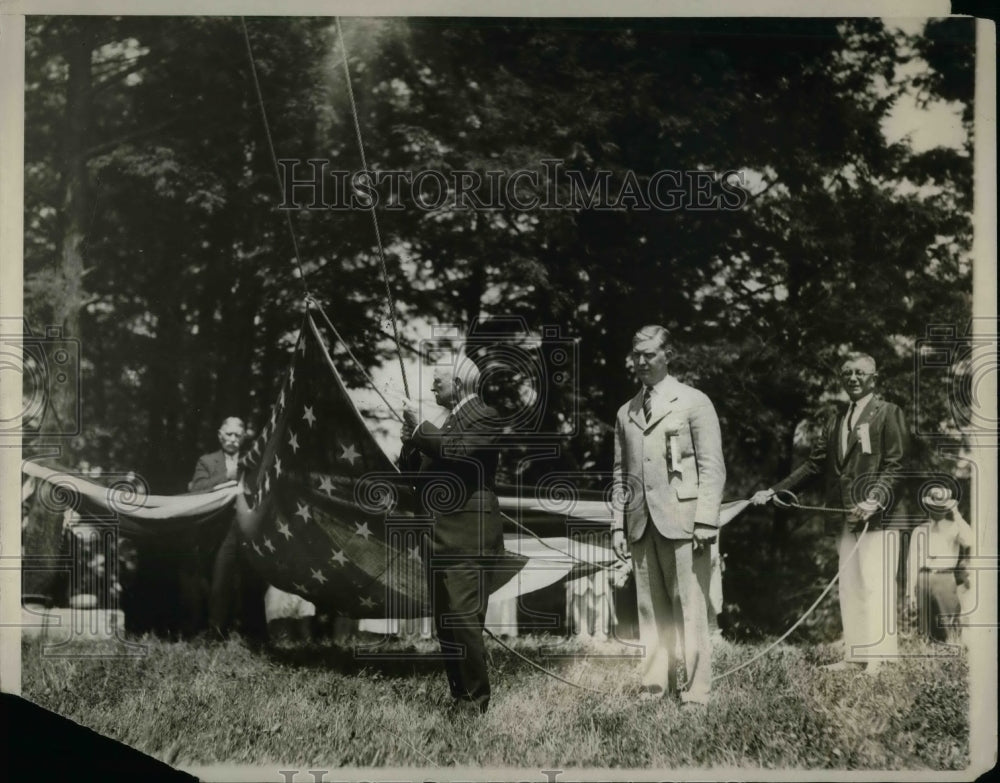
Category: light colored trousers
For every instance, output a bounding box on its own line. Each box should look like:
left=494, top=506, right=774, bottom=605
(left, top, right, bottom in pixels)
left=632, top=528, right=712, bottom=703
left=838, top=525, right=898, bottom=662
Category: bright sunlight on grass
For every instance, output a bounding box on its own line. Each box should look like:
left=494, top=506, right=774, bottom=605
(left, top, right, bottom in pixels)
left=21, top=632, right=968, bottom=771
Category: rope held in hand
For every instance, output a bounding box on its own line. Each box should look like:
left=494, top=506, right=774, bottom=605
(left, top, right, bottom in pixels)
left=771, top=489, right=860, bottom=515
left=712, top=493, right=875, bottom=682
left=480, top=494, right=876, bottom=693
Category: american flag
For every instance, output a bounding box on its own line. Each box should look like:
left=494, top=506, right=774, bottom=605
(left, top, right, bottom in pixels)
left=236, top=311, right=435, bottom=618
left=22, top=311, right=620, bottom=621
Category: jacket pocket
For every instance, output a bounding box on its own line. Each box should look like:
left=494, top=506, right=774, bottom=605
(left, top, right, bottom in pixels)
left=672, top=456, right=699, bottom=500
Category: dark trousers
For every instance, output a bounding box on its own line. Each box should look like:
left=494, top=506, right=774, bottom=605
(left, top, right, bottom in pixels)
left=917, top=570, right=962, bottom=643
left=431, top=562, right=491, bottom=713
left=210, top=520, right=267, bottom=639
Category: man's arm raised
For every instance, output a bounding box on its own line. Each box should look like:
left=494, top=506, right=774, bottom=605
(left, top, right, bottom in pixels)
left=751, top=414, right=832, bottom=506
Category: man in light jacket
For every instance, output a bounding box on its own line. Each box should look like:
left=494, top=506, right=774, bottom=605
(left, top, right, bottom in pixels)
left=612, top=325, right=726, bottom=706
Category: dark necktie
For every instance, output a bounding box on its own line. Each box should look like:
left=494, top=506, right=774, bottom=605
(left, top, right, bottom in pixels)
left=841, top=402, right=856, bottom=456
left=642, top=386, right=653, bottom=422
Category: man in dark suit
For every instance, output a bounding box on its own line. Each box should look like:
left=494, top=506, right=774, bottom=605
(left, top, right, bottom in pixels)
left=401, top=358, right=504, bottom=715
left=188, top=417, right=244, bottom=492
left=752, top=352, right=908, bottom=674
left=190, top=417, right=266, bottom=640
left=611, top=325, right=726, bottom=707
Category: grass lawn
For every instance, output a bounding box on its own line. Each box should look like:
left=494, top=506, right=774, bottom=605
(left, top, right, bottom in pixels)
left=20, top=632, right=969, bottom=773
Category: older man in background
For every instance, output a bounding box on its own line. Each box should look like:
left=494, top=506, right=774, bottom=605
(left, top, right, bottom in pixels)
left=190, top=416, right=267, bottom=641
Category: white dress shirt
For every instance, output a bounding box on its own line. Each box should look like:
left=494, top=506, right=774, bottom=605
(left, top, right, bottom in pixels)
left=841, top=392, right=874, bottom=457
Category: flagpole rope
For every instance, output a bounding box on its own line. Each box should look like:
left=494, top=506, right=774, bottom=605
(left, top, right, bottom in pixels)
left=306, top=305, right=405, bottom=423
left=239, top=17, right=310, bottom=294
left=334, top=17, right=411, bottom=400
left=484, top=496, right=874, bottom=692
left=498, top=510, right=605, bottom=568
left=483, top=628, right=612, bottom=695
left=712, top=493, right=872, bottom=682
left=242, top=18, right=410, bottom=412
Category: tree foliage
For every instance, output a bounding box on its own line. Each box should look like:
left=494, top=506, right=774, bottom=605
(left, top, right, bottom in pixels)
left=23, top=16, right=975, bottom=635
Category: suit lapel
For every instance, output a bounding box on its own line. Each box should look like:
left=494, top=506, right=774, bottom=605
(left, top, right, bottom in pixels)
left=646, top=385, right=678, bottom=430
left=627, top=391, right=645, bottom=429
left=628, top=381, right=679, bottom=432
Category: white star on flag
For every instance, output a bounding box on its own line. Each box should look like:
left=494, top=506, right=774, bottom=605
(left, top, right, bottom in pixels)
left=330, top=550, right=348, bottom=566
left=228, top=311, right=453, bottom=620
left=340, top=443, right=360, bottom=465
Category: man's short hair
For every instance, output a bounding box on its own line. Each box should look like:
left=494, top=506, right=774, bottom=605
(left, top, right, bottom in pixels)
left=433, top=356, right=481, bottom=393
left=219, top=417, right=245, bottom=432
left=633, top=325, right=671, bottom=352
left=841, top=352, right=877, bottom=372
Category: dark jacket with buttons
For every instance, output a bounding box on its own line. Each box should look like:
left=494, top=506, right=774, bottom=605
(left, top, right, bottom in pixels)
left=400, top=396, right=503, bottom=556
left=189, top=450, right=234, bottom=492
left=773, top=395, right=908, bottom=528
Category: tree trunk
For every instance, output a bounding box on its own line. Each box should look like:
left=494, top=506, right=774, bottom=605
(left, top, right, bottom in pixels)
left=23, top=27, right=92, bottom=600
left=48, top=29, right=91, bottom=451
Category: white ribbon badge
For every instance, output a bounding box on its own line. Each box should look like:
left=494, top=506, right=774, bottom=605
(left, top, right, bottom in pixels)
left=668, top=434, right=682, bottom=475
left=857, top=422, right=872, bottom=454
